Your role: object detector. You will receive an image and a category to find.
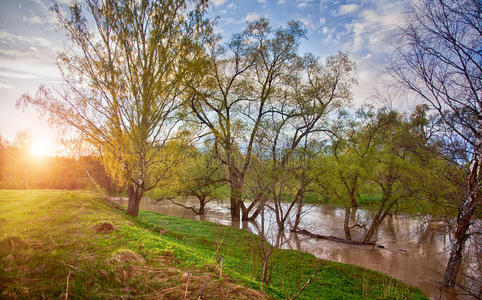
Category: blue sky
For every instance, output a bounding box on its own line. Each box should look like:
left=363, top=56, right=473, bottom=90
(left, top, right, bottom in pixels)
left=0, top=0, right=408, bottom=148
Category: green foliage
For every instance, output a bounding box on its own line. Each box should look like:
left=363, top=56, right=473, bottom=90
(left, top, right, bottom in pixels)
left=314, top=107, right=462, bottom=218
left=18, top=0, right=212, bottom=210
left=0, top=190, right=426, bottom=299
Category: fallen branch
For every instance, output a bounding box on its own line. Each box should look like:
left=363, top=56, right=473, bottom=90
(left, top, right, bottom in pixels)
left=291, top=228, right=375, bottom=246
left=184, top=273, right=190, bottom=300
left=169, top=199, right=202, bottom=215
left=212, top=255, right=224, bottom=278
left=197, top=279, right=206, bottom=300
left=289, top=265, right=320, bottom=300
left=65, top=267, right=71, bottom=300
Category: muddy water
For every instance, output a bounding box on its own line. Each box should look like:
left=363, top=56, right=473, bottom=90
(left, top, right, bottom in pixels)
left=114, top=197, right=480, bottom=299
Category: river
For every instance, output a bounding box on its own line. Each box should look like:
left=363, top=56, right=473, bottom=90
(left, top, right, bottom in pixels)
left=113, top=197, right=481, bottom=299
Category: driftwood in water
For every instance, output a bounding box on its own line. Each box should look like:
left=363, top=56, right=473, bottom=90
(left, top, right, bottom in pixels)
left=291, top=228, right=375, bottom=246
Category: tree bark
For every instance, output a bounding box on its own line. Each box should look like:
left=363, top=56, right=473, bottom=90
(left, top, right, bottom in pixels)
left=344, top=206, right=352, bottom=240
left=229, top=168, right=243, bottom=221
left=293, top=195, right=304, bottom=231
left=198, top=198, right=206, bottom=215
left=443, top=153, right=480, bottom=287
left=126, top=184, right=143, bottom=217
left=241, top=200, right=262, bottom=221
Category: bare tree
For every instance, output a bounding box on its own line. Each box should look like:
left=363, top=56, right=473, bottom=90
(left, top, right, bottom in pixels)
left=391, top=0, right=481, bottom=287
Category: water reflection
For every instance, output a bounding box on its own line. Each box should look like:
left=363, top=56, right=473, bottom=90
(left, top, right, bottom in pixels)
left=114, top=197, right=480, bottom=299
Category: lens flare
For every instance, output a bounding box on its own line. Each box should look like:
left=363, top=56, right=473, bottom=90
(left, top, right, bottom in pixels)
left=29, top=140, right=52, bottom=158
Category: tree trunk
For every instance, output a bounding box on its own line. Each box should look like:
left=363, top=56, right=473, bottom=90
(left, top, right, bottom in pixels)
left=241, top=196, right=265, bottom=221
left=126, top=184, right=143, bottom=217
left=443, top=154, right=480, bottom=287
left=197, top=196, right=207, bottom=215
left=241, top=206, right=250, bottom=221
left=24, top=169, right=29, bottom=189
left=362, top=207, right=385, bottom=243
left=229, top=168, right=243, bottom=221
left=293, top=196, right=303, bottom=231
left=230, top=185, right=241, bottom=221
left=362, top=219, right=380, bottom=243
left=344, top=206, right=352, bottom=240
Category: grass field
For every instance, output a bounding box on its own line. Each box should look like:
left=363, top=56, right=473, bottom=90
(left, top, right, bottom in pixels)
left=0, top=190, right=427, bottom=299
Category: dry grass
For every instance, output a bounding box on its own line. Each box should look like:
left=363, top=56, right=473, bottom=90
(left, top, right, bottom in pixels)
left=0, top=190, right=270, bottom=300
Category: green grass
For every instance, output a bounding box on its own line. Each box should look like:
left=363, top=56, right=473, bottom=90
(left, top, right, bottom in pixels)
left=0, top=190, right=427, bottom=299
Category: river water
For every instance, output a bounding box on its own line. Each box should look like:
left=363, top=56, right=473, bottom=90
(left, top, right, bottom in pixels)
left=113, top=197, right=480, bottom=299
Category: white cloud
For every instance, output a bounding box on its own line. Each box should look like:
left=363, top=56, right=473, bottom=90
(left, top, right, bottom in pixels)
left=343, top=4, right=403, bottom=54
left=227, top=2, right=236, bottom=9
left=299, top=17, right=316, bottom=30
left=319, top=17, right=326, bottom=25
left=245, top=12, right=261, bottom=22
left=0, top=30, right=58, bottom=56
left=338, top=4, right=360, bottom=15
left=211, top=0, right=227, bottom=6
left=296, top=0, right=314, bottom=8
left=0, top=68, right=39, bottom=80
left=278, top=0, right=286, bottom=4
left=22, top=15, right=44, bottom=25
left=257, top=0, right=267, bottom=3
left=0, top=82, right=13, bottom=90
left=0, top=30, right=60, bottom=80
left=332, top=0, right=406, bottom=104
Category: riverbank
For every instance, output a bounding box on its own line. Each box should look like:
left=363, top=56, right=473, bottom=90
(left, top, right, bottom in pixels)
left=0, top=190, right=426, bottom=299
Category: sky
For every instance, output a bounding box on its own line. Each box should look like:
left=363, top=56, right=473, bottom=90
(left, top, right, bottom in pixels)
left=0, top=0, right=409, bottom=151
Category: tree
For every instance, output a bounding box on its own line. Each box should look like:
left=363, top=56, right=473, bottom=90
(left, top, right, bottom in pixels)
left=155, top=141, right=227, bottom=215
left=18, top=0, right=209, bottom=216
left=391, top=0, right=481, bottom=287
left=187, top=19, right=354, bottom=222
left=265, top=52, right=354, bottom=232
left=316, top=108, right=378, bottom=240
left=315, top=107, right=451, bottom=244
left=186, top=19, right=308, bottom=221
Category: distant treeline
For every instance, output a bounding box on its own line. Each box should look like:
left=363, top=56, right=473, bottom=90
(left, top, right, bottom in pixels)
left=0, top=135, right=118, bottom=192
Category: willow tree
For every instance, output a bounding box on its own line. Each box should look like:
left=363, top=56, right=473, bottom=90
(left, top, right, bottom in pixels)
left=259, top=52, right=355, bottom=231
left=391, top=0, right=481, bottom=287
left=316, top=108, right=379, bottom=241
left=18, top=0, right=209, bottom=216
left=186, top=19, right=307, bottom=221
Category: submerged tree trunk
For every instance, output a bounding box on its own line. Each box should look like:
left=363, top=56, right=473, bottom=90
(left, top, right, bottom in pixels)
left=443, top=152, right=480, bottom=287
left=344, top=206, right=352, bottom=240
left=362, top=199, right=396, bottom=243
left=362, top=217, right=382, bottom=243
left=293, top=195, right=304, bottom=231
left=126, top=184, right=143, bottom=217
left=198, top=198, right=206, bottom=215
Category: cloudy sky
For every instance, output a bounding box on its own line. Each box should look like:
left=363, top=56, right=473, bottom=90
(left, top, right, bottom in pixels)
left=0, top=0, right=408, bottom=150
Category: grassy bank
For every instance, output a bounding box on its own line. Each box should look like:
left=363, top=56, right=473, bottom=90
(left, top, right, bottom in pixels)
left=0, top=190, right=426, bottom=299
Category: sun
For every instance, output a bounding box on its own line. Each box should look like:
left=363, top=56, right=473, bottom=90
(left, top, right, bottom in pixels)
left=29, top=140, right=52, bottom=158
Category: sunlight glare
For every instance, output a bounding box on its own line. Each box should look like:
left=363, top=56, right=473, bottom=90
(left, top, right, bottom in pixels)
left=29, top=140, right=53, bottom=158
